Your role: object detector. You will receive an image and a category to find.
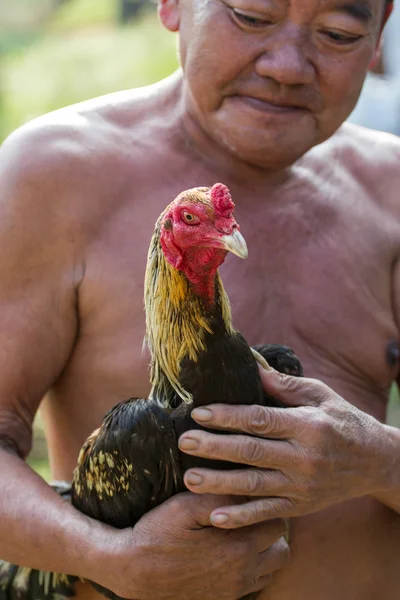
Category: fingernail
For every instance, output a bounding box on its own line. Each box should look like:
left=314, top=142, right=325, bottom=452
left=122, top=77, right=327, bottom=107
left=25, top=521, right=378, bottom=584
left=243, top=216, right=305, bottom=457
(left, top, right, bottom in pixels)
left=211, top=513, right=229, bottom=525
left=191, top=408, right=212, bottom=422
left=185, top=472, right=203, bottom=486
left=263, top=367, right=278, bottom=375
left=264, top=368, right=282, bottom=381
left=179, top=437, right=199, bottom=451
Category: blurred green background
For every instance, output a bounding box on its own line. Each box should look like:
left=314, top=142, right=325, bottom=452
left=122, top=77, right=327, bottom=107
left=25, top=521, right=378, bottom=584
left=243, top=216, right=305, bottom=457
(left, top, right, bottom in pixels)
left=1, top=0, right=399, bottom=482
left=0, top=0, right=178, bottom=139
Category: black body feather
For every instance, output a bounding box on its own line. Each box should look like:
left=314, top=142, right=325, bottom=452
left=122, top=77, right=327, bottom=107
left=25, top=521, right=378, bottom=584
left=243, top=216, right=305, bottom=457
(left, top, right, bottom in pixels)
left=76, top=335, right=302, bottom=600
left=0, top=190, right=304, bottom=600
left=72, top=399, right=181, bottom=528
left=0, top=343, right=302, bottom=600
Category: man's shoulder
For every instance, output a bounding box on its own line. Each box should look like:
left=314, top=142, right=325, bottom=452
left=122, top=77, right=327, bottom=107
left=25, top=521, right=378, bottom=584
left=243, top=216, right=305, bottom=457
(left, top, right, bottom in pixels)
left=341, top=122, right=400, bottom=154
left=337, top=124, right=399, bottom=206
left=0, top=77, right=172, bottom=185
left=317, top=122, right=400, bottom=169
left=0, top=80, right=171, bottom=221
left=0, top=103, right=108, bottom=195
left=307, top=123, right=400, bottom=211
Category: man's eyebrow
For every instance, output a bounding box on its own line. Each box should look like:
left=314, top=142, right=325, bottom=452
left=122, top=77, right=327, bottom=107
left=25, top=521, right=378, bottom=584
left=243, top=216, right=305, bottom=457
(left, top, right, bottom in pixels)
left=334, top=0, right=373, bottom=21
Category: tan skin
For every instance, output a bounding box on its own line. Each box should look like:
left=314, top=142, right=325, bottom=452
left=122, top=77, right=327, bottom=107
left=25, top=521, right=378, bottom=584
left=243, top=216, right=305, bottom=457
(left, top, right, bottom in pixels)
left=0, top=0, right=400, bottom=597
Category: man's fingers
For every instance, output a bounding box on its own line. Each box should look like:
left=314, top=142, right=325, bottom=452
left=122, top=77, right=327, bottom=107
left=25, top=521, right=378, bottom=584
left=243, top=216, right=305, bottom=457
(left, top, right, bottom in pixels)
left=243, top=536, right=290, bottom=595
left=256, top=536, right=290, bottom=577
left=210, top=498, right=296, bottom=528
left=179, top=430, right=294, bottom=467
left=241, top=518, right=288, bottom=553
left=163, top=492, right=240, bottom=528
left=190, top=403, right=300, bottom=438
left=244, top=574, right=274, bottom=597
left=259, top=368, right=330, bottom=407
left=184, top=467, right=289, bottom=496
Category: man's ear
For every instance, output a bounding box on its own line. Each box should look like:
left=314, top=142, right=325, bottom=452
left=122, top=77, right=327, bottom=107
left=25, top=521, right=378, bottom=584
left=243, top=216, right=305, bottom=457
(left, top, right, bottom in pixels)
left=368, top=3, right=393, bottom=71
left=158, top=0, right=180, bottom=32
left=369, top=36, right=384, bottom=71
left=382, top=1, right=394, bottom=26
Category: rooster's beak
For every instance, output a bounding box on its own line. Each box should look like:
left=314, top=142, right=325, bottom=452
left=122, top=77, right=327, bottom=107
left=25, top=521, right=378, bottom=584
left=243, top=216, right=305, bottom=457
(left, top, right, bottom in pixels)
left=219, top=229, right=248, bottom=259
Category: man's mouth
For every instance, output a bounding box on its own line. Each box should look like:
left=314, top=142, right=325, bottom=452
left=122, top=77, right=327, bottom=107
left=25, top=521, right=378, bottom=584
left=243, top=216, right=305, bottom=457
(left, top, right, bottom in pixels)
left=230, top=94, right=310, bottom=114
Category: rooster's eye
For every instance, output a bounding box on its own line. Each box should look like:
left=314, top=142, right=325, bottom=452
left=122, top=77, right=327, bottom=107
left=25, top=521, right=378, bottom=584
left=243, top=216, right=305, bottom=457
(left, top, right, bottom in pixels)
left=182, top=211, right=200, bottom=225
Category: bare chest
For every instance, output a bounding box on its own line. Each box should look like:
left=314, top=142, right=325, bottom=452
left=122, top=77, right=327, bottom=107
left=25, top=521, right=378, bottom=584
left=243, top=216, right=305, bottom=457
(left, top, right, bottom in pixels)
left=44, top=172, right=400, bottom=475
left=224, top=195, right=399, bottom=389
left=77, top=184, right=397, bottom=396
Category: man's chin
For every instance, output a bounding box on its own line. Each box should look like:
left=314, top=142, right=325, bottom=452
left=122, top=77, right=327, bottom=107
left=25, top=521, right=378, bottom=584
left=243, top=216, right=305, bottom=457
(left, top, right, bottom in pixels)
left=209, top=110, right=319, bottom=171
left=218, top=127, right=317, bottom=171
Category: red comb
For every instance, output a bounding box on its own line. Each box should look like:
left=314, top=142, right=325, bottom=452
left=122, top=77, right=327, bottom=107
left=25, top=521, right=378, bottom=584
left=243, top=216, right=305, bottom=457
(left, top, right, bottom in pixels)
left=209, top=183, right=235, bottom=217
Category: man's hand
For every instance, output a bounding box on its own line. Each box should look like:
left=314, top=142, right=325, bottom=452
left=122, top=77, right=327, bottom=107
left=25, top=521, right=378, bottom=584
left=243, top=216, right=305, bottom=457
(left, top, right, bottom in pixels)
left=95, top=493, right=289, bottom=599
left=178, top=368, right=392, bottom=528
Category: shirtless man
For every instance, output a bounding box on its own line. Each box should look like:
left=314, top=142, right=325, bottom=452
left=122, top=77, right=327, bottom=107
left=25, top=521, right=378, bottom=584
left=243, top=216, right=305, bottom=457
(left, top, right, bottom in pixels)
left=0, top=0, right=399, bottom=597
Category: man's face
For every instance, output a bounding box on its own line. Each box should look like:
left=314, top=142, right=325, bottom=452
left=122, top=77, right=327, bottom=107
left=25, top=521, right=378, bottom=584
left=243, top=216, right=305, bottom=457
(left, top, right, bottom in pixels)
left=173, top=0, right=385, bottom=169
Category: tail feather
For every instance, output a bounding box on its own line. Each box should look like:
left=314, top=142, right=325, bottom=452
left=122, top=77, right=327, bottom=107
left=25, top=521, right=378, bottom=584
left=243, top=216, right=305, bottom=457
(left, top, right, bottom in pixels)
left=252, top=344, right=303, bottom=377
left=0, top=563, right=78, bottom=600
left=0, top=562, right=19, bottom=600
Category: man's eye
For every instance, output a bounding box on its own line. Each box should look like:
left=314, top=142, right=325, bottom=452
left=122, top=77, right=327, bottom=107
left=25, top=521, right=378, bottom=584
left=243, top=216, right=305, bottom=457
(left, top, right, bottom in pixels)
left=231, top=8, right=272, bottom=27
left=322, top=30, right=363, bottom=44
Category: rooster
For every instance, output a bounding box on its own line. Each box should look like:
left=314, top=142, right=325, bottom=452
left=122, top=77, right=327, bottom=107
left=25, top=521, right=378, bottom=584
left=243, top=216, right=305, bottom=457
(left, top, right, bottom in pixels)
left=0, top=184, right=302, bottom=600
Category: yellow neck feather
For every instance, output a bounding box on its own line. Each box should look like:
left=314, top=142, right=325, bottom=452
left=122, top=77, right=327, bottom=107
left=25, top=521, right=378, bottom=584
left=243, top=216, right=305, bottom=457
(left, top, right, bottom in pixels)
left=144, top=222, right=234, bottom=405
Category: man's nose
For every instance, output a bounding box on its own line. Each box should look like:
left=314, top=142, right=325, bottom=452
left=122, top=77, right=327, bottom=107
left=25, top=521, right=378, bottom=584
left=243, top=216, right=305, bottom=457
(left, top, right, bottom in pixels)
left=254, top=26, right=315, bottom=86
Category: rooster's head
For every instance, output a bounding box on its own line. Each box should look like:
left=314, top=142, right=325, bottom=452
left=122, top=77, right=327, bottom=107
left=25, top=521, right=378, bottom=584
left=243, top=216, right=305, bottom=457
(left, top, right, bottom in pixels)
left=159, top=184, right=248, bottom=279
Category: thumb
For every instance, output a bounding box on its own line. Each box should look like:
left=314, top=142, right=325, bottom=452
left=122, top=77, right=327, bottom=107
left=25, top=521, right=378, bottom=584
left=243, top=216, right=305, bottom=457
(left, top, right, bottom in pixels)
left=258, top=366, right=325, bottom=407
left=176, top=492, right=244, bottom=528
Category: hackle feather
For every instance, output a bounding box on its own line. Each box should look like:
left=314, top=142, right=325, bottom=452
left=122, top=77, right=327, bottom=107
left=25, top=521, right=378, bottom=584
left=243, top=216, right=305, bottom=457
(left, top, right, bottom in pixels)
left=144, top=191, right=233, bottom=406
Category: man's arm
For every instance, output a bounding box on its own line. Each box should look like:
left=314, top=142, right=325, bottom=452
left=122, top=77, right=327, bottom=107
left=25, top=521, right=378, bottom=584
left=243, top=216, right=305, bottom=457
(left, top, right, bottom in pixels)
left=0, top=125, right=113, bottom=579
left=0, top=123, right=289, bottom=599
